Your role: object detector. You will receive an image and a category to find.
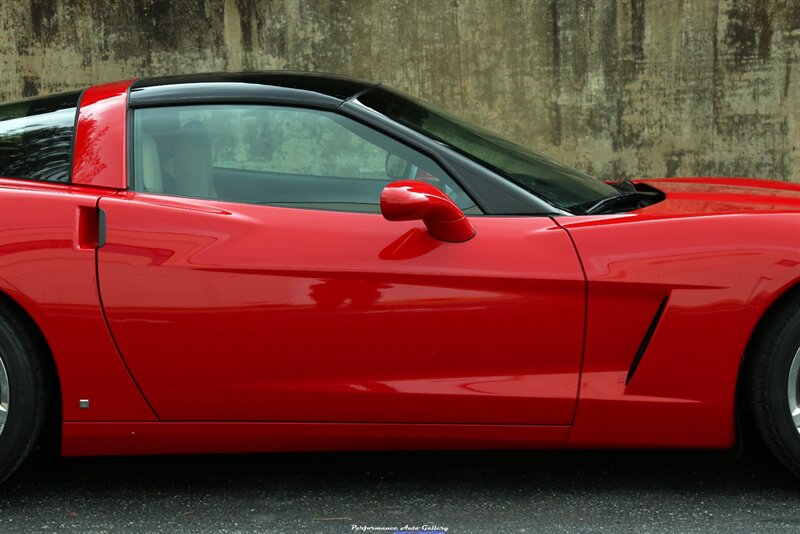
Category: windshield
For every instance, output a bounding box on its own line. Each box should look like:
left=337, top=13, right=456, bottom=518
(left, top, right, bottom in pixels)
left=356, top=86, right=618, bottom=213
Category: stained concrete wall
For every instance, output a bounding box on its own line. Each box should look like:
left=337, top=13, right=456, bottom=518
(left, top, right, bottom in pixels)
left=1, top=0, right=798, bottom=182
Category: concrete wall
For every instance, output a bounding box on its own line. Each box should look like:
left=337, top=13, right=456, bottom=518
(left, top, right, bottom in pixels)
left=1, top=0, right=798, bottom=182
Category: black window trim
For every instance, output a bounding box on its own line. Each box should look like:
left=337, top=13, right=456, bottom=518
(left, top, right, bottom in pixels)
left=66, top=88, right=89, bottom=184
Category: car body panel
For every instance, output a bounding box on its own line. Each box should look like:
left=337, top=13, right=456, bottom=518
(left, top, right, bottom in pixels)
left=639, top=177, right=800, bottom=214
left=559, top=209, right=800, bottom=447
left=0, top=178, right=156, bottom=421
left=71, top=80, right=133, bottom=190
left=96, top=192, right=585, bottom=425
left=62, top=422, right=569, bottom=457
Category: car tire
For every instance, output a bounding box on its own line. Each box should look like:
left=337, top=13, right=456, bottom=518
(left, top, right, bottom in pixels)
left=749, top=294, right=800, bottom=477
left=0, top=303, right=50, bottom=484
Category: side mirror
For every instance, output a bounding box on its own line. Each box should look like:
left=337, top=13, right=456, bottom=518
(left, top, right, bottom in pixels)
left=380, top=180, right=476, bottom=243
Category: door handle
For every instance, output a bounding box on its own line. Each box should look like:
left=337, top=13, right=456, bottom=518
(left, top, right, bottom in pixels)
left=75, top=206, right=106, bottom=250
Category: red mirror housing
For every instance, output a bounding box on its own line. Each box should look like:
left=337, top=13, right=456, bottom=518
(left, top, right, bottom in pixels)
left=380, top=180, right=476, bottom=243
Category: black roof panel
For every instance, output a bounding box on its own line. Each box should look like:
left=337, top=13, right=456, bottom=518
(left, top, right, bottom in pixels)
left=129, top=72, right=376, bottom=108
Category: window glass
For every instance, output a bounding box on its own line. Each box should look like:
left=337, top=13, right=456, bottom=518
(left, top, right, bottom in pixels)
left=0, top=91, right=82, bottom=183
left=358, top=86, right=618, bottom=213
left=133, top=104, right=478, bottom=214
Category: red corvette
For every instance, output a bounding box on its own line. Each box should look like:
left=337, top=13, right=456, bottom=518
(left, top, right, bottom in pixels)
left=0, top=73, right=798, bottom=482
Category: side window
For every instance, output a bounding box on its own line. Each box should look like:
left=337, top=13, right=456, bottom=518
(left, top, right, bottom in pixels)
left=0, top=91, right=82, bottom=183
left=133, top=104, right=479, bottom=214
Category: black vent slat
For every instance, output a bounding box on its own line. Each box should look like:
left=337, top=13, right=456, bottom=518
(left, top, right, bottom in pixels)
left=626, top=295, right=670, bottom=385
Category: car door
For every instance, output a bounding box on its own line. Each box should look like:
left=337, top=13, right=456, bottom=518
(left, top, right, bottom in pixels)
left=96, top=103, right=585, bottom=425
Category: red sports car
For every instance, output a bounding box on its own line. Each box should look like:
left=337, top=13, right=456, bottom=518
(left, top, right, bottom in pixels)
left=0, top=73, right=798, bottom=482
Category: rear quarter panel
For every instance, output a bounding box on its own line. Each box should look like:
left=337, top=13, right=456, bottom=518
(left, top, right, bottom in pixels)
left=0, top=179, right=155, bottom=422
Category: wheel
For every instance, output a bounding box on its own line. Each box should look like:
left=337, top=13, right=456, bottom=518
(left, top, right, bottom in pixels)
left=749, top=294, right=800, bottom=477
left=0, top=303, right=50, bottom=483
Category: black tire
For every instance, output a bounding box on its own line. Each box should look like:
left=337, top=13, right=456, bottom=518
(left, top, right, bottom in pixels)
left=749, top=294, right=800, bottom=477
left=0, top=303, right=50, bottom=484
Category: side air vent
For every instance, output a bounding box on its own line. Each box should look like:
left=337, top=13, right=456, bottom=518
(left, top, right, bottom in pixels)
left=626, top=295, right=669, bottom=385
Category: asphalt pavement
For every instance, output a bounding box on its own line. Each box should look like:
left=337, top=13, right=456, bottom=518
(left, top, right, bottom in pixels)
left=0, top=446, right=798, bottom=533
